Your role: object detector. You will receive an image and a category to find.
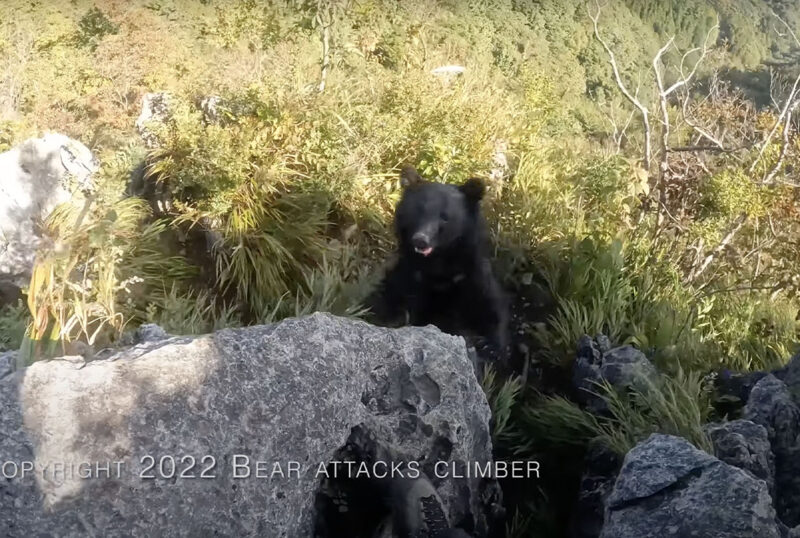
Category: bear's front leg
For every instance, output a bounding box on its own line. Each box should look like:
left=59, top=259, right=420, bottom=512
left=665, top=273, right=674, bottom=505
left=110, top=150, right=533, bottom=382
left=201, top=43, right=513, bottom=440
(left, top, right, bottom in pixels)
left=467, top=269, right=510, bottom=363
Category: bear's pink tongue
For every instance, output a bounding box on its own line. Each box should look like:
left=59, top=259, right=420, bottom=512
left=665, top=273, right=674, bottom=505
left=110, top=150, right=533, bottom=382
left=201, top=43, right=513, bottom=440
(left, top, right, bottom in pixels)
left=416, top=246, right=434, bottom=256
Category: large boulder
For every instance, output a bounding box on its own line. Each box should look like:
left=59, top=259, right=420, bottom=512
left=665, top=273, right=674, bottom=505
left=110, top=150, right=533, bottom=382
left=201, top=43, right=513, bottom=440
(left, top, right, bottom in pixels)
left=0, top=134, right=97, bottom=301
left=601, top=434, right=782, bottom=538
left=0, top=313, right=502, bottom=537
left=744, top=374, right=800, bottom=527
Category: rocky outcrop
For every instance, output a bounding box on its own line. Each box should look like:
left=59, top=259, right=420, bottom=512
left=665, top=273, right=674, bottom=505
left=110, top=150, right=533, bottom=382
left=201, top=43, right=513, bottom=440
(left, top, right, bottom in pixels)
left=705, top=419, right=775, bottom=497
left=0, top=313, right=501, bottom=537
left=601, top=434, right=782, bottom=538
left=572, top=334, right=658, bottom=413
left=569, top=341, right=800, bottom=536
left=744, top=374, right=800, bottom=527
left=0, top=134, right=96, bottom=301
left=774, top=351, right=800, bottom=403
left=135, top=92, right=173, bottom=149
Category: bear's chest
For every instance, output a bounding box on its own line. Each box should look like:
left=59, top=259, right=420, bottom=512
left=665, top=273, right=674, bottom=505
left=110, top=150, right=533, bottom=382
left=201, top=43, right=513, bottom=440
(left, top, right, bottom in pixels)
left=414, top=269, right=467, bottom=293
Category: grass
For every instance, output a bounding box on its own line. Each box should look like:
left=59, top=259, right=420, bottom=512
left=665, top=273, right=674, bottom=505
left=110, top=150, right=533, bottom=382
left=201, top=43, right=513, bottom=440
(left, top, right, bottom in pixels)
left=2, top=2, right=800, bottom=533
left=515, top=367, right=714, bottom=457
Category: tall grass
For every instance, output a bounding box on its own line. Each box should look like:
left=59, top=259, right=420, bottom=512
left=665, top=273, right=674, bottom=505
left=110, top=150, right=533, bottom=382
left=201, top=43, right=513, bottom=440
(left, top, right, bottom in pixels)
left=515, top=368, right=713, bottom=457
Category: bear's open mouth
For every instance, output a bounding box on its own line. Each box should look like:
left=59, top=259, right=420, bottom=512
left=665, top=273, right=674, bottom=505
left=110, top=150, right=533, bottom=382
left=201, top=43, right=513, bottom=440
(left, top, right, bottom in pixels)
left=415, top=246, right=434, bottom=256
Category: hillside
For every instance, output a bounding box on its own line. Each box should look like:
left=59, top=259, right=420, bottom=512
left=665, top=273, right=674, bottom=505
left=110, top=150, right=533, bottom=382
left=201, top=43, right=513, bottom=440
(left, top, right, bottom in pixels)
left=1, top=1, right=800, bottom=536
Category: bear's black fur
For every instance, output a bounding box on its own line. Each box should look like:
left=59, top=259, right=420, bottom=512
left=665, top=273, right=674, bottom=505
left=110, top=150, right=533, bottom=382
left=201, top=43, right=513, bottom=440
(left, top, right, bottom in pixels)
left=370, top=166, right=509, bottom=362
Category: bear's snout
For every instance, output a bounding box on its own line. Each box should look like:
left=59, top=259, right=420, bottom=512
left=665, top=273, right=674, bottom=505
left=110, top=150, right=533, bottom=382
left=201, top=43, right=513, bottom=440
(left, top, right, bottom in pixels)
left=412, top=232, right=434, bottom=256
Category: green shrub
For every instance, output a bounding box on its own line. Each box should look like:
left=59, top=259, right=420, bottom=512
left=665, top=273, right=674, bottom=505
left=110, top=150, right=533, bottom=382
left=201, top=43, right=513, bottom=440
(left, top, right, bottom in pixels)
left=0, top=302, right=28, bottom=352
left=77, top=7, right=119, bottom=50
left=516, top=368, right=713, bottom=457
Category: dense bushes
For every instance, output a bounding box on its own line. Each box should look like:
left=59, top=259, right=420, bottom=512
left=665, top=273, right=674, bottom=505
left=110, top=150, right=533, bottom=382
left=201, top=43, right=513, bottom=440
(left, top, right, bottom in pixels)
left=1, top=1, right=800, bottom=533
left=2, top=0, right=796, bottom=396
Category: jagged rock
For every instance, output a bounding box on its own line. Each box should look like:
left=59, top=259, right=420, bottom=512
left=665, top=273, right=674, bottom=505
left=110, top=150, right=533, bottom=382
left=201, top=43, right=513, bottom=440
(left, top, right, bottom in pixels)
left=0, top=313, right=501, bottom=537
left=573, top=334, right=658, bottom=413
left=601, top=434, right=782, bottom=538
left=136, top=92, right=172, bottom=148
left=135, top=323, right=169, bottom=344
left=199, top=95, right=224, bottom=124
left=430, top=65, right=466, bottom=87
left=745, top=375, right=800, bottom=527
left=774, top=351, right=800, bottom=405
left=0, top=133, right=97, bottom=300
left=745, top=375, right=800, bottom=449
left=705, top=419, right=775, bottom=497
left=570, top=441, right=622, bottom=538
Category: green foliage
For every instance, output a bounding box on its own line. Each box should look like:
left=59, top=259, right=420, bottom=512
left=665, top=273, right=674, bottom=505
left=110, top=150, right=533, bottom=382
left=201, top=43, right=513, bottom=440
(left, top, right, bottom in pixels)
left=597, top=369, right=714, bottom=455
left=516, top=368, right=713, bottom=457
left=534, top=231, right=799, bottom=372
left=0, top=302, right=29, bottom=352
left=263, top=243, right=375, bottom=322
left=516, top=392, right=603, bottom=451
left=5, top=0, right=800, bottom=532
left=701, top=168, right=767, bottom=218
left=482, top=365, right=524, bottom=446
left=144, top=285, right=240, bottom=335
left=77, top=7, right=119, bottom=50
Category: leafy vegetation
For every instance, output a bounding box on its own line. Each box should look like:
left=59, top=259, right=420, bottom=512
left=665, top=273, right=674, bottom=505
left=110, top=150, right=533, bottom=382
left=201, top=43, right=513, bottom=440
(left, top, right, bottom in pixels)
left=1, top=0, right=799, bottom=535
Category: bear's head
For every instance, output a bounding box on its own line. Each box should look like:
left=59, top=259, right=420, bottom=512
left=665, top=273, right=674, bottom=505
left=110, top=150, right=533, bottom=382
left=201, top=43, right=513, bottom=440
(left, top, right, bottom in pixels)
left=394, top=165, right=486, bottom=257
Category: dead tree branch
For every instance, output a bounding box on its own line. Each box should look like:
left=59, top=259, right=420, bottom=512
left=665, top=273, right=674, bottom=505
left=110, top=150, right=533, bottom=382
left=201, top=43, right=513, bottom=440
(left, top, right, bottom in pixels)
left=589, top=0, right=652, bottom=167
left=750, top=11, right=800, bottom=174
left=687, top=212, right=748, bottom=282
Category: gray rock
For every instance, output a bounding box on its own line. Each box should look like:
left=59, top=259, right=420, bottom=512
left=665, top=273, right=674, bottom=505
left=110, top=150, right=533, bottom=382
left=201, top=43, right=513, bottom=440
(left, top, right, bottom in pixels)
left=744, top=375, right=800, bottom=526
left=0, top=134, right=97, bottom=296
left=0, top=350, right=16, bottom=380
left=602, top=434, right=782, bottom=538
left=705, top=419, right=775, bottom=496
left=136, top=92, right=172, bottom=149
left=135, top=323, right=169, bottom=343
left=745, top=375, right=800, bottom=450
left=200, top=95, right=224, bottom=124
left=774, top=351, right=800, bottom=405
left=0, top=313, right=501, bottom=537
left=573, top=334, right=659, bottom=413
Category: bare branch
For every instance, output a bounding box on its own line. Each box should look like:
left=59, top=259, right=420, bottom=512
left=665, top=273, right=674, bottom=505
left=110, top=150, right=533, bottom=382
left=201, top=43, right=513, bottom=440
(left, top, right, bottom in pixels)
left=688, top=212, right=748, bottom=282
left=680, top=88, right=726, bottom=150
left=763, top=98, right=800, bottom=184
left=667, top=144, right=749, bottom=153
left=750, top=11, right=800, bottom=173
left=588, top=0, right=651, bottom=167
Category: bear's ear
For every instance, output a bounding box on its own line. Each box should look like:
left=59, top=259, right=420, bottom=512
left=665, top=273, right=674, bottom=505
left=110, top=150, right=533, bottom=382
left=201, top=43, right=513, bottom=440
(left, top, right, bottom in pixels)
left=400, top=165, right=423, bottom=188
left=459, top=177, right=486, bottom=203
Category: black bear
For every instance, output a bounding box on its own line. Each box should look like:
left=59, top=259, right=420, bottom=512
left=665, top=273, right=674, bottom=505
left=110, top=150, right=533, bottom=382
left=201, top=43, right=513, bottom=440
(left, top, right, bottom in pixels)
left=370, top=165, right=509, bottom=362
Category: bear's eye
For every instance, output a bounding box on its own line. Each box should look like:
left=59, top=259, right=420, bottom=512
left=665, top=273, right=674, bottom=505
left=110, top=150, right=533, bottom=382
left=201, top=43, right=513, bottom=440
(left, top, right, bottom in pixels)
left=440, top=212, right=449, bottom=223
